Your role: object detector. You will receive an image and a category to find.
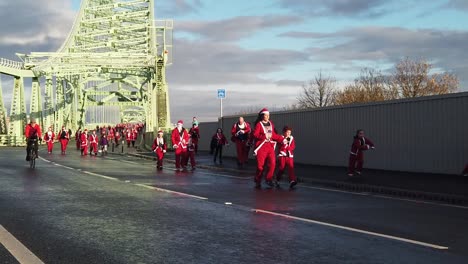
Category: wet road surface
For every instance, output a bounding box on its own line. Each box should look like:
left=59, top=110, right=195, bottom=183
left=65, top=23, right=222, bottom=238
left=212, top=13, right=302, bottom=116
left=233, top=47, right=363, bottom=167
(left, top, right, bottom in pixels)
left=1, top=147, right=467, bottom=263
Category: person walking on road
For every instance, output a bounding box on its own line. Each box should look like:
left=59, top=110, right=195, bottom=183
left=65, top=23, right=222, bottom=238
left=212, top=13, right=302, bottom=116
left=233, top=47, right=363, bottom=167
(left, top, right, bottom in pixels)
left=80, top=129, right=89, bottom=156
left=231, top=116, right=251, bottom=168
left=89, top=130, right=99, bottom=156
left=44, top=126, right=55, bottom=154
left=252, top=108, right=283, bottom=189
left=58, top=126, right=70, bottom=154
left=348, top=129, right=375, bottom=177
left=100, top=133, right=109, bottom=155
left=171, top=120, right=189, bottom=171
left=152, top=130, right=167, bottom=170
left=275, top=126, right=297, bottom=189
left=212, top=128, right=228, bottom=165
left=189, top=121, right=200, bottom=155
left=24, top=118, right=42, bottom=161
left=462, top=163, right=468, bottom=177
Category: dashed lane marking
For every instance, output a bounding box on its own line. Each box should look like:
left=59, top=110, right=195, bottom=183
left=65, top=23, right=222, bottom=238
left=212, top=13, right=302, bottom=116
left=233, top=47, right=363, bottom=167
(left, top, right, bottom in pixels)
left=252, top=209, right=449, bottom=250
left=0, top=225, right=45, bottom=264
left=134, top=184, right=208, bottom=200
left=40, top=156, right=468, bottom=209
left=82, top=171, right=120, bottom=181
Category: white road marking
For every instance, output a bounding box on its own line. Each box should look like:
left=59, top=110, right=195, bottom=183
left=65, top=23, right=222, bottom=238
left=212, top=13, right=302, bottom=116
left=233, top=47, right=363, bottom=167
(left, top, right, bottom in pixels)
left=134, top=184, right=208, bottom=200
left=40, top=157, right=468, bottom=210
left=253, top=209, right=449, bottom=250
left=82, top=171, right=119, bottom=181
left=0, top=225, right=45, bottom=264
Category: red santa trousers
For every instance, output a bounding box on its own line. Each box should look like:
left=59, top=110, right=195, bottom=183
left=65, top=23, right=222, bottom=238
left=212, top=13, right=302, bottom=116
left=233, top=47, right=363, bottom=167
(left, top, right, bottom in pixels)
left=46, top=141, right=54, bottom=153
left=276, top=156, right=296, bottom=182
left=255, top=143, right=276, bottom=183
left=236, top=141, right=249, bottom=164
left=155, top=148, right=165, bottom=168
left=184, top=151, right=196, bottom=168
left=60, top=139, right=68, bottom=153
left=348, top=153, right=364, bottom=174
left=174, top=148, right=188, bottom=169
left=90, top=143, right=98, bottom=155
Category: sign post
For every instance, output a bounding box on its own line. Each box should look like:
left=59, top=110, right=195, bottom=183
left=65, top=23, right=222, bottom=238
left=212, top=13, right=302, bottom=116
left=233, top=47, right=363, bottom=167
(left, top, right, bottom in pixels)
left=217, top=89, right=226, bottom=127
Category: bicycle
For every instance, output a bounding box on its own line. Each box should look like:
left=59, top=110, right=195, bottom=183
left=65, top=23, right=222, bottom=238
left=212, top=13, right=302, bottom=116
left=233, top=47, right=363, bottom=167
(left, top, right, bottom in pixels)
left=28, top=138, right=39, bottom=169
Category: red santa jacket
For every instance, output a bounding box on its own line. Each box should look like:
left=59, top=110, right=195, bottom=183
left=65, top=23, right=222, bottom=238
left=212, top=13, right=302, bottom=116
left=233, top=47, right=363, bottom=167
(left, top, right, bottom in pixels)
left=152, top=137, right=167, bottom=152
left=44, top=131, right=55, bottom=143
left=80, top=133, right=88, bottom=147
left=350, top=137, right=375, bottom=156
left=171, top=128, right=189, bottom=149
left=252, top=120, right=283, bottom=154
left=189, top=127, right=200, bottom=143
left=89, top=134, right=98, bottom=144
left=25, top=123, right=42, bottom=139
left=231, top=121, right=251, bottom=142
left=278, top=136, right=295, bottom=158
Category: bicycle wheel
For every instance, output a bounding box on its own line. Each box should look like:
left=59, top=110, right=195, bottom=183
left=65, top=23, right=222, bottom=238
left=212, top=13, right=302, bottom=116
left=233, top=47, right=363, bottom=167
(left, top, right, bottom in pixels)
left=29, top=150, right=35, bottom=169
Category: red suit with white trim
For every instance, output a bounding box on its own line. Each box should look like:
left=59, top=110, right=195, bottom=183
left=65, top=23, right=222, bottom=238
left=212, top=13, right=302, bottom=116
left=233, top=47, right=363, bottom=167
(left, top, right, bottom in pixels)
left=44, top=129, right=55, bottom=153
left=152, top=131, right=167, bottom=169
left=57, top=127, right=70, bottom=154
left=171, top=121, right=189, bottom=170
left=252, top=110, right=283, bottom=184
left=89, top=132, right=99, bottom=155
left=348, top=136, right=375, bottom=175
left=80, top=131, right=89, bottom=155
left=276, top=135, right=296, bottom=183
left=231, top=120, right=251, bottom=166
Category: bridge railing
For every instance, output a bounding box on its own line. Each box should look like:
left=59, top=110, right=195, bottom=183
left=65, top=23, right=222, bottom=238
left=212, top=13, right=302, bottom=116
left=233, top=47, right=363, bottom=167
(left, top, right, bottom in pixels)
left=0, top=58, right=23, bottom=69
left=0, top=134, right=26, bottom=146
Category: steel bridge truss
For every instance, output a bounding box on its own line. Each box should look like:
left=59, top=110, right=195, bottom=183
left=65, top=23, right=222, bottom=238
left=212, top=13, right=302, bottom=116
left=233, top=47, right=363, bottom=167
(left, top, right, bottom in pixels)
left=0, top=0, right=173, bottom=146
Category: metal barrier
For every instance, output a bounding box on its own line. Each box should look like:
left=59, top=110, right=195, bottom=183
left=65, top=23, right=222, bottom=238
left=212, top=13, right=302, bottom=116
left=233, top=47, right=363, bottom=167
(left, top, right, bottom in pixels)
left=0, top=58, right=24, bottom=69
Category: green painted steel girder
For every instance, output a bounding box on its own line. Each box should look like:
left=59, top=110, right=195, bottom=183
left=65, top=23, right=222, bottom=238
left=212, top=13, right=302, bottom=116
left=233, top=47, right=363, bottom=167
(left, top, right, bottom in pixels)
left=0, top=0, right=173, bottom=145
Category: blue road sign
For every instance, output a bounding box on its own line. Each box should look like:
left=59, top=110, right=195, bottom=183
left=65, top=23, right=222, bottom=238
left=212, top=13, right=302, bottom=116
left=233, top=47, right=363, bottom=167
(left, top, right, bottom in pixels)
left=217, top=89, right=226, bottom=99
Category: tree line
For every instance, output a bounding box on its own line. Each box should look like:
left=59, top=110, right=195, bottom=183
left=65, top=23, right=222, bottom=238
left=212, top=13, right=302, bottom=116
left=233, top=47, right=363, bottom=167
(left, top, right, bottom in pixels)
left=296, top=57, right=459, bottom=109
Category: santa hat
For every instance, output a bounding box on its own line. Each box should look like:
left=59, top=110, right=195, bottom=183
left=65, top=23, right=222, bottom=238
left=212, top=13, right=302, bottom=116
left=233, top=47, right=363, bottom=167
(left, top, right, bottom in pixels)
left=158, top=130, right=163, bottom=134
left=177, top=120, right=183, bottom=125
left=259, top=108, right=269, bottom=115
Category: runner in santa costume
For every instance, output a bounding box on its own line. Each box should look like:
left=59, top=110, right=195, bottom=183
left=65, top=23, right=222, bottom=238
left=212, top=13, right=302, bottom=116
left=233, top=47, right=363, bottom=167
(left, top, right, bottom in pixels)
left=231, top=116, right=251, bottom=168
left=152, top=130, right=167, bottom=170
left=171, top=120, right=189, bottom=171
left=75, top=129, right=82, bottom=150
left=252, top=108, right=283, bottom=188
left=275, top=126, right=297, bottom=188
left=80, top=129, right=89, bottom=156
left=89, top=130, right=99, bottom=156
left=126, top=128, right=133, bottom=148
left=189, top=121, right=200, bottom=154
left=57, top=126, right=70, bottom=154
left=186, top=137, right=197, bottom=170
left=462, top=163, right=468, bottom=177
left=348, top=129, right=375, bottom=176
left=212, top=128, right=228, bottom=164
left=44, top=127, right=55, bottom=154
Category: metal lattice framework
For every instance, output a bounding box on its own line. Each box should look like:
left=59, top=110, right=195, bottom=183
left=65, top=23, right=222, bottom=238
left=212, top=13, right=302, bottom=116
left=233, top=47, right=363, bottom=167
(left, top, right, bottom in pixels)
left=0, top=0, right=173, bottom=146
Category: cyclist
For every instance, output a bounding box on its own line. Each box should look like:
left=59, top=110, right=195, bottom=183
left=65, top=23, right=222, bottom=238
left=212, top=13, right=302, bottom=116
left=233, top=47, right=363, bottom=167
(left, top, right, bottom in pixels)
left=25, top=118, right=42, bottom=161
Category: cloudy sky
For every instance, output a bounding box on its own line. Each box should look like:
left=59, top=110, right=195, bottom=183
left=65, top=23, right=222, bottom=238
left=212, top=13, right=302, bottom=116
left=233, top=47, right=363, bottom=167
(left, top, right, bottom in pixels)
left=1, top=0, right=468, bottom=123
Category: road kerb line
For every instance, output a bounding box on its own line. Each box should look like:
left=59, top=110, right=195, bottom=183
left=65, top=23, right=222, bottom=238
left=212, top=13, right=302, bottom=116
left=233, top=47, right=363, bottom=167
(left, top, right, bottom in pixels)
left=134, top=184, right=208, bottom=200
left=253, top=209, right=449, bottom=250
left=0, top=225, right=45, bottom=264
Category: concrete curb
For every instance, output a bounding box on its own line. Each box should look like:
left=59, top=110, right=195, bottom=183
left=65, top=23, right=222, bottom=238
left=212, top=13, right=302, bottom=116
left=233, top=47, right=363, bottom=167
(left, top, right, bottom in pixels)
left=120, top=152, right=468, bottom=206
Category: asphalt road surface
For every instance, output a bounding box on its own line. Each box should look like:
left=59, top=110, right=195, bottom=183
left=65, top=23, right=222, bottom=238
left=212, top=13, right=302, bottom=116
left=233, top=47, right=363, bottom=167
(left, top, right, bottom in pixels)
left=0, top=147, right=467, bottom=264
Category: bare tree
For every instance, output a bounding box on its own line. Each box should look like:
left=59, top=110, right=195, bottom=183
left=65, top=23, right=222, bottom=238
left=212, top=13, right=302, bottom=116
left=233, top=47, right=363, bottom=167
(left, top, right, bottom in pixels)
left=392, top=57, right=458, bottom=98
left=335, top=68, right=389, bottom=105
left=297, top=71, right=336, bottom=108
